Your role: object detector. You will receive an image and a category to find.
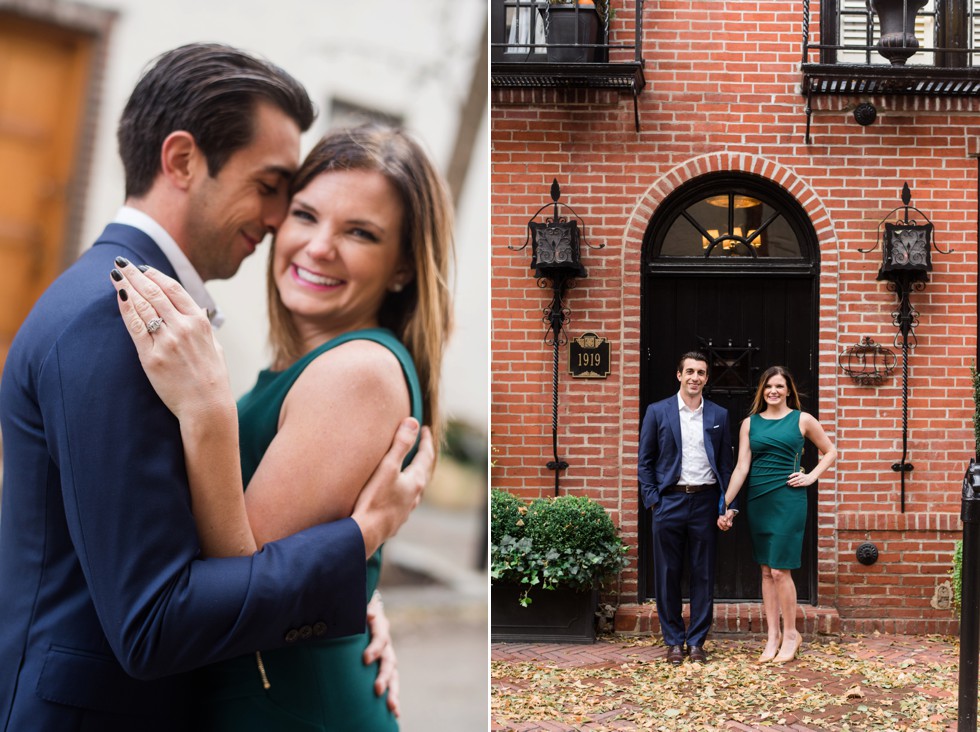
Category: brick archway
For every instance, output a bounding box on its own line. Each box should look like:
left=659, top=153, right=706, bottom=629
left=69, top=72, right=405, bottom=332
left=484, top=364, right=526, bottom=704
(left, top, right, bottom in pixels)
left=614, top=153, right=842, bottom=633
left=623, top=152, right=837, bottom=251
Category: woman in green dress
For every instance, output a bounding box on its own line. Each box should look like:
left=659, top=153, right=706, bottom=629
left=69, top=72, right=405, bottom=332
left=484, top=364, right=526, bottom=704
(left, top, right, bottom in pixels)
left=718, top=366, right=836, bottom=665
left=108, top=124, right=453, bottom=730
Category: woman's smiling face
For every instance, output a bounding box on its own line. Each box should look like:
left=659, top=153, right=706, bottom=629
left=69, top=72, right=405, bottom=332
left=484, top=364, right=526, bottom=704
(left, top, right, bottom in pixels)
left=272, top=168, right=411, bottom=344
left=763, top=374, right=789, bottom=407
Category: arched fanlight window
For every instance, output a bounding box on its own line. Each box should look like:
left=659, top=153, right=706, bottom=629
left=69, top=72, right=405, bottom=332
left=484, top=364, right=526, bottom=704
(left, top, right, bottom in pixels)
left=647, top=173, right=817, bottom=273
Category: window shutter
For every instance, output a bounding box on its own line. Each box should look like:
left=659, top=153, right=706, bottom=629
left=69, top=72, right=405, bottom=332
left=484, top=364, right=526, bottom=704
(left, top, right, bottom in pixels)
left=974, top=0, right=980, bottom=66
left=838, top=0, right=936, bottom=65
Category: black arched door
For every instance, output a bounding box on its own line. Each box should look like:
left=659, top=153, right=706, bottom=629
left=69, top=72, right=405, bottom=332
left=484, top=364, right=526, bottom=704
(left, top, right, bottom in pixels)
left=638, top=173, right=821, bottom=604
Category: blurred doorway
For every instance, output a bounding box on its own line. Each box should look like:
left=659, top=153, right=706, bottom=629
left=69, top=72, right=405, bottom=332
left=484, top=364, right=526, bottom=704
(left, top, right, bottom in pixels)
left=0, top=11, right=99, bottom=370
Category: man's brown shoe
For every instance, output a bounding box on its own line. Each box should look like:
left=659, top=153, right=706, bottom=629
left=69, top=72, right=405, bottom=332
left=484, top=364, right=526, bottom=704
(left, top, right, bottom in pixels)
left=688, top=645, right=708, bottom=663
left=666, top=645, right=684, bottom=666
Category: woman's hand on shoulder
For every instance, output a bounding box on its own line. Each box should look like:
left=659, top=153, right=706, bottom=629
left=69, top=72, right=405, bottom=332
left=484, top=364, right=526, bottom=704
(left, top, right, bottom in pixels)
left=110, top=260, right=233, bottom=421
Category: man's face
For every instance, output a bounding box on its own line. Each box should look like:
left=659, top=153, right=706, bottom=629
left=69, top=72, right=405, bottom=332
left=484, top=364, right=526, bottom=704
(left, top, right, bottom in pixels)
left=676, top=359, right=708, bottom=400
left=184, top=101, right=301, bottom=281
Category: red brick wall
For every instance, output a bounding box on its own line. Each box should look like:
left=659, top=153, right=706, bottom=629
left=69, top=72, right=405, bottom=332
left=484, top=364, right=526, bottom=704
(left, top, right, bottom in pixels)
left=491, top=0, right=977, bottom=633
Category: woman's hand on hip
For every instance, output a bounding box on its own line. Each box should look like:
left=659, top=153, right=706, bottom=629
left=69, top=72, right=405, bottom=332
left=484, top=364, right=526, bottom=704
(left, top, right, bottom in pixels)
left=787, top=471, right=815, bottom=488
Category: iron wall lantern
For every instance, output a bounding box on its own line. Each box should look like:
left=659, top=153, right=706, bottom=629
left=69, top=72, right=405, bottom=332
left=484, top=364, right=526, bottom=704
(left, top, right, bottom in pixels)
left=529, top=222, right=587, bottom=280
left=878, top=220, right=933, bottom=284
left=859, top=183, right=950, bottom=511
left=511, top=179, right=603, bottom=495
left=870, top=183, right=944, bottom=344
left=870, top=0, right=928, bottom=66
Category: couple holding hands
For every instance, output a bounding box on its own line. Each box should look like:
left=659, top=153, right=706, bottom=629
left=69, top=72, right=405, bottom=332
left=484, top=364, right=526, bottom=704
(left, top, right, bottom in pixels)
left=639, top=352, right=837, bottom=667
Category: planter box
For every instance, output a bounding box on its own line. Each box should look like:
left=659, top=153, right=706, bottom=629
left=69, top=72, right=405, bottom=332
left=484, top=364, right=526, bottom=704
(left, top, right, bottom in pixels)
left=546, top=6, right=600, bottom=63
left=491, top=583, right=598, bottom=644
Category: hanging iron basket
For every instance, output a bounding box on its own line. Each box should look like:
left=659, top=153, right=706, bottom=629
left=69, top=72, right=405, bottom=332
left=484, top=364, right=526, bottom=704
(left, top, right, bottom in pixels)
left=838, top=336, right=896, bottom=386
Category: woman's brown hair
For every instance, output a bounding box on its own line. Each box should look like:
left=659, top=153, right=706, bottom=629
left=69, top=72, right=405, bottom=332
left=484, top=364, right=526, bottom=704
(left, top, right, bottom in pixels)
left=267, top=124, right=454, bottom=440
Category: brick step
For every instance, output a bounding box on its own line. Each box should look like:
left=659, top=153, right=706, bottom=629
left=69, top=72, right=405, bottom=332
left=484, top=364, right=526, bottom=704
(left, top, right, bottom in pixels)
left=614, top=602, right=842, bottom=638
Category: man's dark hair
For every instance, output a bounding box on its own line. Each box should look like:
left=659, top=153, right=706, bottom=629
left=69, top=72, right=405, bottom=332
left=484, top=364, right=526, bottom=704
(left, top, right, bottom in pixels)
left=676, top=351, right=710, bottom=376
left=117, top=43, right=316, bottom=198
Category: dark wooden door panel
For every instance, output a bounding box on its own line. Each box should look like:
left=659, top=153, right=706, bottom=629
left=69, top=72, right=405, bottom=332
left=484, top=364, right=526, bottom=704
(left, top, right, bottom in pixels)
left=640, top=275, right=817, bottom=603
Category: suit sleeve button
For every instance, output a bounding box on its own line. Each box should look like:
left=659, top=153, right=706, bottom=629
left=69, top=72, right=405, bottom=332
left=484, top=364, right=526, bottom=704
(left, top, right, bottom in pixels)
left=313, top=622, right=327, bottom=637
left=299, top=625, right=313, bottom=640
left=285, top=629, right=299, bottom=643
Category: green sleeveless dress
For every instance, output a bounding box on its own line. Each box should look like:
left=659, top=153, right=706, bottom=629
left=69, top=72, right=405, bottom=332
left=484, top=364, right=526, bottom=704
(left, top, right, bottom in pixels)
left=191, top=328, right=422, bottom=732
left=746, top=410, right=806, bottom=571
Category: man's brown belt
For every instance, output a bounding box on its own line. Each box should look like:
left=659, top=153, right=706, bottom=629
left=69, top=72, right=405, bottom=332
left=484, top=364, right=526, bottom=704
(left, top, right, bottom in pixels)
left=667, top=484, right=715, bottom=494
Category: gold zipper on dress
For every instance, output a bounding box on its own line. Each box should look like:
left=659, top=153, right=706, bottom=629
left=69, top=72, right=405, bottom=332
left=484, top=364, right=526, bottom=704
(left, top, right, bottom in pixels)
left=255, top=651, right=271, bottom=690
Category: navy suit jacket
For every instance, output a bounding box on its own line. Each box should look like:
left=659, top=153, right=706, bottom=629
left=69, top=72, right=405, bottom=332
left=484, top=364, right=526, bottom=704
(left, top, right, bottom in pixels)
left=637, top=394, right=734, bottom=514
left=0, top=225, right=367, bottom=731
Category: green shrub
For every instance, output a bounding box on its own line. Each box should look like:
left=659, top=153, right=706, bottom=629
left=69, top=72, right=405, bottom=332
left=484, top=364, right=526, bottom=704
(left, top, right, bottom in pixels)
left=490, top=488, right=526, bottom=545
left=490, top=490, right=627, bottom=606
left=490, top=489, right=531, bottom=590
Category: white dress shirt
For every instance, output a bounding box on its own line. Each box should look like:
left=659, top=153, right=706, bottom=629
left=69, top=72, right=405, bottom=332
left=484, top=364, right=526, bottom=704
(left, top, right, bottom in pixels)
left=112, top=206, right=225, bottom=328
left=677, top=393, right=716, bottom=486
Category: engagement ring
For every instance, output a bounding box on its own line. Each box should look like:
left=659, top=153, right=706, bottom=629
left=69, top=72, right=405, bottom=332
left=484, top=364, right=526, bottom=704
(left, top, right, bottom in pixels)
left=146, top=317, right=165, bottom=334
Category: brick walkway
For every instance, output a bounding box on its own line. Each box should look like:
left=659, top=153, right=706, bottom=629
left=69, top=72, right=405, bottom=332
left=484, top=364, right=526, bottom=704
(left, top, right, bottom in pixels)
left=492, top=634, right=966, bottom=731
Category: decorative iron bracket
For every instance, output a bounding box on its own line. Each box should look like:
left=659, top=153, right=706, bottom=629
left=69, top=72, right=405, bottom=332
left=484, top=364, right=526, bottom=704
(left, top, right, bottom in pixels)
left=839, top=336, right=896, bottom=385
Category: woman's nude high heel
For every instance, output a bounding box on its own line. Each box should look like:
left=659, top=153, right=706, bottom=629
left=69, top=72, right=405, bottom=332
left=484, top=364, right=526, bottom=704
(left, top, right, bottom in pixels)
left=755, top=634, right=781, bottom=664
left=771, top=633, right=803, bottom=665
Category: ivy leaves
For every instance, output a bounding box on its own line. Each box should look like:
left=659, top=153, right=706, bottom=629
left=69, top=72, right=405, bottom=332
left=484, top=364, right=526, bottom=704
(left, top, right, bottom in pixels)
left=491, top=490, right=628, bottom=605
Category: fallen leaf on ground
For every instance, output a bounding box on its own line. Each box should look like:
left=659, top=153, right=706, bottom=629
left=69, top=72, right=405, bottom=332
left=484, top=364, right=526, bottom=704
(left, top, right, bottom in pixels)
left=492, top=635, right=960, bottom=731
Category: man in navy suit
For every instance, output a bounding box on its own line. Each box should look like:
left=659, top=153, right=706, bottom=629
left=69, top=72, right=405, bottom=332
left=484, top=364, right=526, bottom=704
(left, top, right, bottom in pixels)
left=638, top=352, right=733, bottom=665
left=0, top=43, right=431, bottom=731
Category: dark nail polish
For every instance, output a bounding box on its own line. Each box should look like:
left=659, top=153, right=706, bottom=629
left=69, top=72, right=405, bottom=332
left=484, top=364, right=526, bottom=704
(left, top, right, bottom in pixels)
left=137, top=264, right=149, bottom=273
left=114, top=256, right=130, bottom=268
left=110, top=269, right=123, bottom=282
left=119, top=289, right=128, bottom=302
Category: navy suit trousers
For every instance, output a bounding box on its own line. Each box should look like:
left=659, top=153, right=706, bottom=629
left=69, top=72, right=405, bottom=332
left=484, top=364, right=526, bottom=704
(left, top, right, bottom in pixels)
left=651, top=488, right=719, bottom=647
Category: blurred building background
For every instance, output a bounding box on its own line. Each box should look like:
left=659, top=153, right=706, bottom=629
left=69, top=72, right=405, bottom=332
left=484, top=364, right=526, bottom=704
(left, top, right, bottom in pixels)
left=0, top=0, right=488, bottom=729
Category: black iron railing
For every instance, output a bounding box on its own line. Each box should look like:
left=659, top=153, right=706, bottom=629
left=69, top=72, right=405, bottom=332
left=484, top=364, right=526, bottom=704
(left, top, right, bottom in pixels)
left=491, top=0, right=646, bottom=129
left=800, top=0, right=980, bottom=141
left=802, top=0, right=980, bottom=66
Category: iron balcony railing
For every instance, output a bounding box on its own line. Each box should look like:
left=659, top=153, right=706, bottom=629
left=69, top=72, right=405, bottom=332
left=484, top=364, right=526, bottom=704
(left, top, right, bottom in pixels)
left=802, top=0, right=980, bottom=89
left=800, top=0, right=980, bottom=140
left=491, top=0, right=646, bottom=129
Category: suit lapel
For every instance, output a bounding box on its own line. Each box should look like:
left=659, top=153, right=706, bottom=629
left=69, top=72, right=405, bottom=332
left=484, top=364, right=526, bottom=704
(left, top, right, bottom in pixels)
left=701, top=400, right=720, bottom=478
left=666, top=398, right=682, bottom=454
left=701, top=400, right=715, bottom=438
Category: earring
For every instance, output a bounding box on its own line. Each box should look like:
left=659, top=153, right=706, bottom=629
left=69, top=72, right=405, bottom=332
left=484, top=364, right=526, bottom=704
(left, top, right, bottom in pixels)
left=389, top=282, right=404, bottom=293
